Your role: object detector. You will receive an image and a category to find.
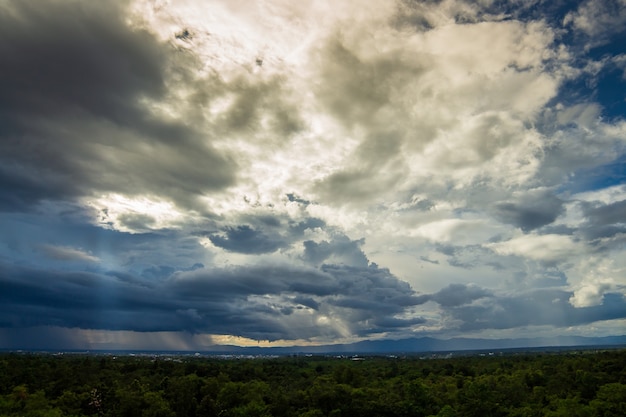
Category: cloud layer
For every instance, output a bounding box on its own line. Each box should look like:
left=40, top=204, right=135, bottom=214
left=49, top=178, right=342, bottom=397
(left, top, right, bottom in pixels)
left=1, top=0, right=625, bottom=349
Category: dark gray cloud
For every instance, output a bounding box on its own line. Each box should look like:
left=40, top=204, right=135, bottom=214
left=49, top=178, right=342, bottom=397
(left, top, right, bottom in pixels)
left=0, top=258, right=423, bottom=340
left=0, top=0, right=234, bottom=211
left=207, top=217, right=326, bottom=254
left=209, top=225, right=286, bottom=254
left=320, top=264, right=422, bottom=307
left=584, top=199, right=626, bottom=226
left=429, top=283, right=492, bottom=307
left=436, top=288, right=626, bottom=331
left=432, top=244, right=505, bottom=271
left=0, top=205, right=425, bottom=340
left=367, top=316, right=426, bottom=330
left=117, top=213, right=158, bottom=233
left=493, top=190, right=565, bottom=231
left=303, top=235, right=369, bottom=267
left=292, top=295, right=321, bottom=310
left=576, top=199, right=626, bottom=242
left=0, top=209, right=211, bottom=278
left=419, top=256, right=439, bottom=264
left=286, top=193, right=311, bottom=206
left=0, top=264, right=170, bottom=331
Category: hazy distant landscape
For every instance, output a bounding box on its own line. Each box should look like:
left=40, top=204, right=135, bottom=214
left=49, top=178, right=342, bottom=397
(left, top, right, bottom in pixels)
left=185, top=335, right=626, bottom=356
left=5, top=335, right=626, bottom=357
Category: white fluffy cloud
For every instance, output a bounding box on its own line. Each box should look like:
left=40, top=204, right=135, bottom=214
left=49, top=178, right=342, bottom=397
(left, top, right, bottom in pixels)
left=486, top=234, right=582, bottom=264
left=564, top=0, right=626, bottom=45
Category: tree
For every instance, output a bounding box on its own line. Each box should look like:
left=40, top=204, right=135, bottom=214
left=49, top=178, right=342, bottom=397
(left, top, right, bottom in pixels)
left=142, top=391, right=175, bottom=417
left=589, top=383, right=626, bottom=417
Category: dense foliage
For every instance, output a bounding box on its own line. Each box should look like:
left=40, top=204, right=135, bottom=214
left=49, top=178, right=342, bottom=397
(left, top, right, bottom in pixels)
left=0, top=349, right=624, bottom=417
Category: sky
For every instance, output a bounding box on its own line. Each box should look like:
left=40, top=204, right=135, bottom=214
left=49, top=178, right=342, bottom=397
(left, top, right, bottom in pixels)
left=1, top=0, right=625, bottom=351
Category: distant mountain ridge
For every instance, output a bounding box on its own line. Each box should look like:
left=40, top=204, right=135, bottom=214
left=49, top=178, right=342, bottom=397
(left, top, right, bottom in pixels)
left=201, top=335, right=626, bottom=355
left=4, top=335, right=625, bottom=355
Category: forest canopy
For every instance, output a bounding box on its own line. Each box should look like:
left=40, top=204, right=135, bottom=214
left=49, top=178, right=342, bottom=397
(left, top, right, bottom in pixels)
left=0, top=349, right=625, bottom=417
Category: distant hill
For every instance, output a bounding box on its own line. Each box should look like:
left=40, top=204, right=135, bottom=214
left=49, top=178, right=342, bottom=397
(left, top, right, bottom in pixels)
left=200, top=335, right=626, bottom=355
left=4, top=335, right=625, bottom=355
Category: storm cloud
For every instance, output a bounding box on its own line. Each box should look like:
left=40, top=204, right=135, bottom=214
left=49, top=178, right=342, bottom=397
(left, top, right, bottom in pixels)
left=0, top=259, right=423, bottom=340
left=0, top=0, right=234, bottom=211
